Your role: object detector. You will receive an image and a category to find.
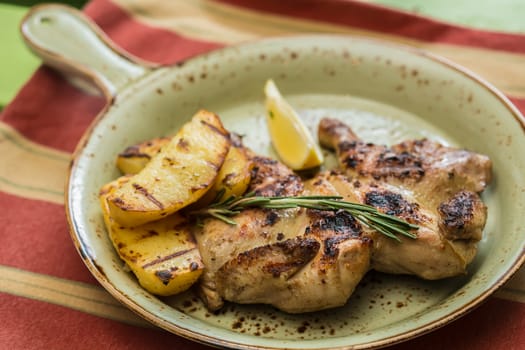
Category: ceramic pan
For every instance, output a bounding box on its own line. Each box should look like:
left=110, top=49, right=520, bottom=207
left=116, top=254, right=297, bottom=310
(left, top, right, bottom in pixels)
left=21, top=4, right=525, bottom=349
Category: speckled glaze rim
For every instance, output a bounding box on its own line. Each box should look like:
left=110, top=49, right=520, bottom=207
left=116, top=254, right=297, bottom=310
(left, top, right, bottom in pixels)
left=22, top=4, right=525, bottom=350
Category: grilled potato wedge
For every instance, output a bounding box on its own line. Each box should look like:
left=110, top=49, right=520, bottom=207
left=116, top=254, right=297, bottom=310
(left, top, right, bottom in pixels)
left=106, top=110, right=231, bottom=226
left=199, top=134, right=254, bottom=204
left=116, top=137, right=171, bottom=174
left=115, top=133, right=254, bottom=206
left=100, top=177, right=204, bottom=296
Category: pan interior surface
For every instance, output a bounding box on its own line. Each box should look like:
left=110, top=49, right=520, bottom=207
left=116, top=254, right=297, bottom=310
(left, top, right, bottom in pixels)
left=67, top=36, right=525, bottom=349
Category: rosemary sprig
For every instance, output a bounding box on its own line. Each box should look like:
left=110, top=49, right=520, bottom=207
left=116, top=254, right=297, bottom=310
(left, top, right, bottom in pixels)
left=190, top=192, right=419, bottom=242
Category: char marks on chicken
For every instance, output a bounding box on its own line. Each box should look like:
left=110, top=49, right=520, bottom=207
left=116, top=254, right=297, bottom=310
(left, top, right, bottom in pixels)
left=318, top=118, right=491, bottom=279
left=194, top=155, right=372, bottom=313
left=193, top=117, right=492, bottom=313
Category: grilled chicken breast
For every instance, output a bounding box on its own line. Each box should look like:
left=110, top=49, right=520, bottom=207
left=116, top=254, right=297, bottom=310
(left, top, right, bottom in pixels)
left=194, top=156, right=372, bottom=313
left=318, top=118, right=491, bottom=279
left=193, top=117, right=492, bottom=313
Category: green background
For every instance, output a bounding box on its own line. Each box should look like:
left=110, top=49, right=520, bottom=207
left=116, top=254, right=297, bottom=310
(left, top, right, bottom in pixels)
left=1, top=0, right=524, bottom=110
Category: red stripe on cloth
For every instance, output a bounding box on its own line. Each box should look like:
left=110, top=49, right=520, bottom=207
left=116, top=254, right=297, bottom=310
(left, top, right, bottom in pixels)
left=1, top=292, right=524, bottom=349
left=0, top=67, right=106, bottom=153
left=83, top=0, right=223, bottom=65
left=0, top=294, right=211, bottom=350
left=390, top=298, right=525, bottom=350
left=509, top=97, right=525, bottom=119
left=0, top=192, right=97, bottom=284
left=216, top=0, right=525, bottom=54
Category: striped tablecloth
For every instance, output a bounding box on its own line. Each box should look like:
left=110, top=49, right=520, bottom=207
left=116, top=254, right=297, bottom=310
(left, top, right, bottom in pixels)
left=1, top=0, right=524, bottom=349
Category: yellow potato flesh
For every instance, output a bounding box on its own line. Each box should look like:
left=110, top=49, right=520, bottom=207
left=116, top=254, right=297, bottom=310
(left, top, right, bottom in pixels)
left=115, top=134, right=254, bottom=207
left=116, top=137, right=170, bottom=175
left=199, top=142, right=254, bottom=204
left=100, top=177, right=204, bottom=296
left=107, top=110, right=231, bottom=227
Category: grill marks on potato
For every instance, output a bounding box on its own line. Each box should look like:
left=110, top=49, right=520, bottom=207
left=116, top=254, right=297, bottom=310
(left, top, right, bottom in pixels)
left=119, top=144, right=152, bottom=159
left=201, top=118, right=230, bottom=138
left=116, top=137, right=171, bottom=174
left=118, top=137, right=170, bottom=160
left=132, top=183, right=164, bottom=209
left=100, top=176, right=205, bottom=296
left=190, top=182, right=210, bottom=193
left=99, top=110, right=252, bottom=297
left=142, top=247, right=199, bottom=269
left=177, top=137, right=190, bottom=151
left=155, top=270, right=174, bottom=285
left=221, top=172, right=237, bottom=187
left=106, top=110, right=232, bottom=227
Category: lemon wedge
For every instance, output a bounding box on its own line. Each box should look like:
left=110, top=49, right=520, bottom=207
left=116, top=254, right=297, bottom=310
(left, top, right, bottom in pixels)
left=264, top=79, right=324, bottom=170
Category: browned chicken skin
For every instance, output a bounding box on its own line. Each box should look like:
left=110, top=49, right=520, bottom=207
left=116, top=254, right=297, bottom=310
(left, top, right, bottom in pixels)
left=194, top=118, right=492, bottom=313
left=194, top=156, right=372, bottom=313
left=318, top=118, right=491, bottom=279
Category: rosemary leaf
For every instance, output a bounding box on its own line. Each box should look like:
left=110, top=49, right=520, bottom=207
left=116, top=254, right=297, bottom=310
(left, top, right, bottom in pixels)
left=360, top=217, right=401, bottom=242
left=209, top=212, right=238, bottom=225
left=360, top=212, right=418, bottom=239
left=369, top=210, right=420, bottom=229
left=190, top=193, right=419, bottom=242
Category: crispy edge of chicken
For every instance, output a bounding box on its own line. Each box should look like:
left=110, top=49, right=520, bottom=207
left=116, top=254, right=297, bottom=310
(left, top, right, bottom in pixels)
left=317, top=118, right=491, bottom=279
left=194, top=155, right=372, bottom=313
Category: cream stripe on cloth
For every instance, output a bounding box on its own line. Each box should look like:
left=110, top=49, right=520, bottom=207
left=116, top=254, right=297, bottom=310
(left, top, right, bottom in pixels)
left=1, top=262, right=523, bottom=325
left=0, top=122, right=68, bottom=204
left=114, top=0, right=525, bottom=98
left=0, top=265, right=150, bottom=327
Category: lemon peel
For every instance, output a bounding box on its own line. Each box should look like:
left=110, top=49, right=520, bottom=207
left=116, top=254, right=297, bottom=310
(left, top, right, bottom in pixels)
left=264, top=79, right=324, bottom=170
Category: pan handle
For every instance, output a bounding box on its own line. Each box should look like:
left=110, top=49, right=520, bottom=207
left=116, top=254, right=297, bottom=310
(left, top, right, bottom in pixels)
left=20, top=4, right=154, bottom=98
